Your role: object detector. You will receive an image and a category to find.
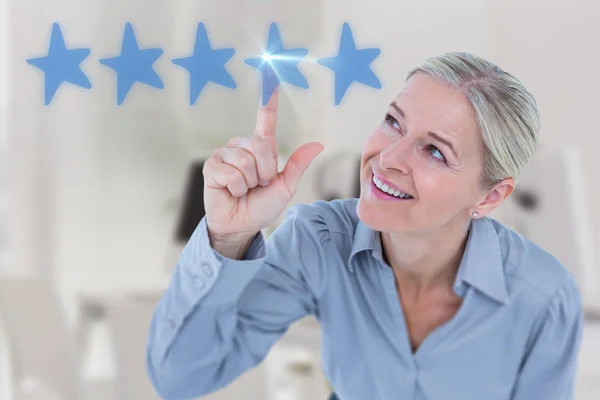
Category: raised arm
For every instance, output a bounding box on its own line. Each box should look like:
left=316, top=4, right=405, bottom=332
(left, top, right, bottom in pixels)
left=146, top=84, right=326, bottom=399
left=146, top=203, right=329, bottom=399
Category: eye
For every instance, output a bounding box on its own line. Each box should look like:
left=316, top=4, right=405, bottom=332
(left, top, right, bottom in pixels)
left=426, top=145, right=446, bottom=163
left=384, top=113, right=401, bottom=131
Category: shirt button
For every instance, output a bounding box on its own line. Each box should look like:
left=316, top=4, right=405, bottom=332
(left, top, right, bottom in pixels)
left=202, top=263, right=213, bottom=277
left=169, top=319, right=176, bottom=329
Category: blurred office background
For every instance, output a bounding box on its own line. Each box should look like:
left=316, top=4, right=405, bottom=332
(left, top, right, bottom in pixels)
left=1, top=0, right=600, bottom=399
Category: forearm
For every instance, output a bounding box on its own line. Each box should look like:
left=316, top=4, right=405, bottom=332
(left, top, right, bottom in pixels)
left=146, top=219, right=267, bottom=398
left=146, top=301, right=247, bottom=399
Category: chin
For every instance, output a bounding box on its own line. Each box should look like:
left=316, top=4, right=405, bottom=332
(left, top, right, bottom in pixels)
left=356, top=197, right=380, bottom=228
left=356, top=194, right=408, bottom=233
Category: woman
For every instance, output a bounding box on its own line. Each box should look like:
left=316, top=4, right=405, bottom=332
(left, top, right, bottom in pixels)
left=146, top=52, right=583, bottom=400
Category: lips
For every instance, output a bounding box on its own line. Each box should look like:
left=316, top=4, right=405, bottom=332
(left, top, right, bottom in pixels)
left=371, top=173, right=414, bottom=199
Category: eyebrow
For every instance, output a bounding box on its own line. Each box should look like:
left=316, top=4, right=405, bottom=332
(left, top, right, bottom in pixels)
left=389, top=101, right=459, bottom=159
left=390, top=101, right=405, bottom=118
left=428, top=132, right=458, bottom=159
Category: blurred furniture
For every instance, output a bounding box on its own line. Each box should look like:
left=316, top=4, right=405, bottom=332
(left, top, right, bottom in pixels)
left=0, top=275, right=118, bottom=400
left=81, top=289, right=270, bottom=399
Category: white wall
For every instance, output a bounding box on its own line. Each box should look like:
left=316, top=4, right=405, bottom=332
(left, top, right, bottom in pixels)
left=0, top=0, right=6, bottom=109
left=0, top=2, right=11, bottom=399
left=8, top=0, right=52, bottom=282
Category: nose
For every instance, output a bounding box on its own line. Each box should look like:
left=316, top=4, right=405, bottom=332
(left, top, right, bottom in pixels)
left=379, top=139, right=412, bottom=175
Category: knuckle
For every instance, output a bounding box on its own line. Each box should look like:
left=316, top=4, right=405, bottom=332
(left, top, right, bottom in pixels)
left=211, top=146, right=225, bottom=159
left=242, top=137, right=262, bottom=159
left=226, top=169, right=241, bottom=184
left=226, top=136, right=244, bottom=147
left=238, top=153, right=254, bottom=170
left=236, top=172, right=248, bottom=187
left=231, top=181, right=248, bottom=197
left=203, top=157, right=217, bottom=176
left=242, top=137, right=257, bottom=152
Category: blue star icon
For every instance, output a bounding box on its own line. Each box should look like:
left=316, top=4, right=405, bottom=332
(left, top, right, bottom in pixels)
left=26, top=23, right=92, bottom=105
left=245, top=23, right=309, bottom=105
left=317, top=22, right=382, bottom=105
left=99, top=22, right=164, bottom=105
left=172, top=23, right=236, bottom=105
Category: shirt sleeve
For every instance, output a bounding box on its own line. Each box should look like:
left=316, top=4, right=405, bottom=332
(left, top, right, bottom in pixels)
left=510, top=277, right=584, bottom=400
left=145, top=202, right=330, bottom=400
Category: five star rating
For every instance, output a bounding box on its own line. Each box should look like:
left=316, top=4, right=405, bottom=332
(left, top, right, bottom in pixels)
left=27, top=22, right=382, bottom=106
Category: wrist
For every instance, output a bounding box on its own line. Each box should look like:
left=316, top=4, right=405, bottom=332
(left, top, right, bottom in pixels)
left=207, top=228, right=257, bottom=260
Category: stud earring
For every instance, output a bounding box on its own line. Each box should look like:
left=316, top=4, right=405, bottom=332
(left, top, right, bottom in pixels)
left=472, top=211, right=479, bottom=218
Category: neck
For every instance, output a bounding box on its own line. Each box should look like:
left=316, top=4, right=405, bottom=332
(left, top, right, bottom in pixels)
left=380, top=217, right=472, bottom=293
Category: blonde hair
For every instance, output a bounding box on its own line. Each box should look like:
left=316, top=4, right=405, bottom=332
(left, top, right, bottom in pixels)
left=405, top=52, right=540, bottom=188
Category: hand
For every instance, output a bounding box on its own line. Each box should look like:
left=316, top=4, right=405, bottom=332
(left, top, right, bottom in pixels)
left=203, top=86, right=324, bottom=242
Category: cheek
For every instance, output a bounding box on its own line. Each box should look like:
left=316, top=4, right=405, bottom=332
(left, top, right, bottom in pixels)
left=415, top=169, right=464, bottom=203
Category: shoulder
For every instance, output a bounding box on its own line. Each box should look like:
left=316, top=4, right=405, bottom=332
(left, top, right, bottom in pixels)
left=487, top=217, right=582, bottom=311
left=273, top=199, right=360, bottom=299
left=283, top=198, right=360, bottom=238
left=278, top=198, right=360, bottom=272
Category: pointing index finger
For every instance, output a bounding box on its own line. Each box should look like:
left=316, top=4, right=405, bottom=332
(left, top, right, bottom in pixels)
left=254, top=84, right=280, bottom=160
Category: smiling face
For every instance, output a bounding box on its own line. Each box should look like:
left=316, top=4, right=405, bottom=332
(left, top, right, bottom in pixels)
left=357, top=72, right=495, bottom=234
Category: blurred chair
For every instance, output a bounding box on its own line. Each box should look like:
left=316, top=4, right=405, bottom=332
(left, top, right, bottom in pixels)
left=0, top=275, right=118, bottom=400
left=103, top=290, right=270, bottom=399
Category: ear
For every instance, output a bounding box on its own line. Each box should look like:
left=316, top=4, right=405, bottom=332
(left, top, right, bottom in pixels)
left=473, top=178, right=515, bottom=217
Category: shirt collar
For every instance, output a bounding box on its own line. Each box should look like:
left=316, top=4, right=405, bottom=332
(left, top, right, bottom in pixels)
left=347, top=217, right=510, bottom=305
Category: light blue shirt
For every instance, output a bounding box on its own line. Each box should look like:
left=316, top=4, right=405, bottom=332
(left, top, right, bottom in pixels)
left=146, top=198, right=584, bottom=400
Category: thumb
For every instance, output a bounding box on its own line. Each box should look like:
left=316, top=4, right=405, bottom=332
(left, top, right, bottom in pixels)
left=280, top=142, right=325, bottom=193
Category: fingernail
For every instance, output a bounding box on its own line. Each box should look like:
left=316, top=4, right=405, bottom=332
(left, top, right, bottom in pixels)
left=260, top=180, right=270, bottom=186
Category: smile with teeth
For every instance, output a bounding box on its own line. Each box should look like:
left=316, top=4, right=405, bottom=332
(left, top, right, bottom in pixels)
left=372, top=175, right=414, bottom=199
